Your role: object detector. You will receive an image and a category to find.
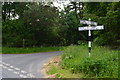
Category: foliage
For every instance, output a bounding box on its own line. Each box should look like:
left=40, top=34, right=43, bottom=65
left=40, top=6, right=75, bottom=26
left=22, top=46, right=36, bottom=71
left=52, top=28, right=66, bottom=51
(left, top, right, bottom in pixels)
left=2, top=2, right=120, bottom=48
left=2, top=19, right=24, bottom=47
left=84, top=2, right=120, bottom=48
left=2, top=46, right=63, bottom=54
left=2, top=2, right=29, bottom=21
left=47, top=60, right=82, bottom=78
left=22, top=3, right=60, bottom=46
left=61, top=45, right=118, bottom=78
left=2, top=2, right=61, bottom=47
left=59, top=9, right=82, bottom=45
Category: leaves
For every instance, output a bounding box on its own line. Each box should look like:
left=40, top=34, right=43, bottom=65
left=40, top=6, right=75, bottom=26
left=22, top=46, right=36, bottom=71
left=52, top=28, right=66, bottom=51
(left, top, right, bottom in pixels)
left=61, top=45, right=118, bottom=78
left=2, top=2, right=61, bottom=47
left=84, top=2, right=120, bottom=48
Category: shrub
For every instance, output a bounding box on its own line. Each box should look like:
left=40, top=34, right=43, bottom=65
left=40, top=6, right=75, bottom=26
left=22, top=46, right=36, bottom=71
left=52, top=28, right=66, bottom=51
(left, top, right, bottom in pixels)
left=61, top=45, right=118, bottom=78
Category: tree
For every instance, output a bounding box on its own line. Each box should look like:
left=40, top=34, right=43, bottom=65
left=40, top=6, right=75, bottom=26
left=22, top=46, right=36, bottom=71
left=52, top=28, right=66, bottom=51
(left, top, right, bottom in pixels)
left=59, top=6, right=82, bottom=45
left=22, top=3, right=60, bottom=46
left=84, top=2, right=120, bottom=48
left=2, top=2, right=29, bottom=21
left=2, top=2, right=61, bottom=47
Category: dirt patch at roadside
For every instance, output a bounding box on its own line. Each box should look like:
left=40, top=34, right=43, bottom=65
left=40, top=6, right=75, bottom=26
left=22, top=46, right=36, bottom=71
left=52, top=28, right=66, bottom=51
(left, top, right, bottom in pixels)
left=41, top=56, right=61, bottom=78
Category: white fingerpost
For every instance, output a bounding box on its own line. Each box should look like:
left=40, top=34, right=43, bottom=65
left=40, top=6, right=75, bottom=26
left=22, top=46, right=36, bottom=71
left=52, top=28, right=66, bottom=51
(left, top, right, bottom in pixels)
left=78, top=18, right=104, bottom=57
left=88, top=18, right=91, bottom=57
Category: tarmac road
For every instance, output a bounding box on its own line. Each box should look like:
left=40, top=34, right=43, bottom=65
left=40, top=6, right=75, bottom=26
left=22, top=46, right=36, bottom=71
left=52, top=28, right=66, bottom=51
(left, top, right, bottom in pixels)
left=0, top=51, right=61, bottom=78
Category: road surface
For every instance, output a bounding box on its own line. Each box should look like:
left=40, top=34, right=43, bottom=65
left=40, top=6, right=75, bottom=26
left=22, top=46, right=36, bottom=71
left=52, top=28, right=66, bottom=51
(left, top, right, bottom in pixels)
left=0, top=51, right=61, bottom=78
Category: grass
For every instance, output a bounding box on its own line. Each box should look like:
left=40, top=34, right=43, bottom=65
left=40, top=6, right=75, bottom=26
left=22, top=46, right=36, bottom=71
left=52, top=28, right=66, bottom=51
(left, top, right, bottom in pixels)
left=61, top=44, right=119, bottom=78
left=47, top=63, right=83, bottom=78
left=46, top=56, right=83, bottom=78
left=2, top=46, right=64, bottom=54
left=47, top=44, right=119, bottom=78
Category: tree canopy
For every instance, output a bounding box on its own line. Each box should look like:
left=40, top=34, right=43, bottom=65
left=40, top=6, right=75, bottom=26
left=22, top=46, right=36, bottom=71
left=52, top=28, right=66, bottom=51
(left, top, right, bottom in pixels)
left=84, top=2, right=120, bottom=48
left=2, top=2, right=120, bottom=48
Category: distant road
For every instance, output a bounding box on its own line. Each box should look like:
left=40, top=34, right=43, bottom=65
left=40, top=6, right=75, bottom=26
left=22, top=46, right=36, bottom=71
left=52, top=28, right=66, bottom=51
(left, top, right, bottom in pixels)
left=0, top=52, right=61, bottom=78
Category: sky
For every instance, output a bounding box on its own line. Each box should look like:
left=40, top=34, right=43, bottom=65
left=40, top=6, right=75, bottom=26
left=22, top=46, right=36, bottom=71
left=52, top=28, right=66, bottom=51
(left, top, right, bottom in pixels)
left=53, top=1, right=70, bottom=10
left=10, top=1, right=70, bottom=20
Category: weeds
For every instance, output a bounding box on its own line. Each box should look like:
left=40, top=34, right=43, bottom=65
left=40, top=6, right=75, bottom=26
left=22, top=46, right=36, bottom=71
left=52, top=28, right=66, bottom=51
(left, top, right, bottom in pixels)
left=61, top=45, right=118, bottom=78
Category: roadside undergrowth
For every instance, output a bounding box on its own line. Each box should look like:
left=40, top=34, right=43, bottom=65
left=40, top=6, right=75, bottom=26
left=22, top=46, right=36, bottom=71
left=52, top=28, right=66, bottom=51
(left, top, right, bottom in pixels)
left=61, top=45, right=118, bottom=78
left=42, top=56, right=82, bottom=78
left=42, top=45, right=118, bottom=78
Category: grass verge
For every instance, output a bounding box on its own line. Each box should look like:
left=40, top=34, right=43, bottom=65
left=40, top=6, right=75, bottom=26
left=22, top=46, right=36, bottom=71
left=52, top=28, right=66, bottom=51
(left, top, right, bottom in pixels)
left=61, top=44, right=119, bottom=78
left=2, top=46, right=64, bottom=54
left=46, top=44, right=119, bottom=78
left=43, top=56, right=83, bottom=78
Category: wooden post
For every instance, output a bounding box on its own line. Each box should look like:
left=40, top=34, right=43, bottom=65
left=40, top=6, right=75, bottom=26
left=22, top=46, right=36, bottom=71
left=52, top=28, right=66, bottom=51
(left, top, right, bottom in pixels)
left=23, top=39, right=25, bottom=48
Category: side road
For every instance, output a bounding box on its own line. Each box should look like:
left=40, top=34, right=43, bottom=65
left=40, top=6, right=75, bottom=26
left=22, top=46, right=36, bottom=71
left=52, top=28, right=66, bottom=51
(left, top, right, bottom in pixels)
left=1, top=51, right=61, bottom=78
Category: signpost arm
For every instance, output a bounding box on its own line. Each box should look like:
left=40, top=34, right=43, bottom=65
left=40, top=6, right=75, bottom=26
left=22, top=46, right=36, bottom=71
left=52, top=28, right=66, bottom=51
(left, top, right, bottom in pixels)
left=79, top=19, right=103, bottom=57
left=88, top=18, right=91, bottom=57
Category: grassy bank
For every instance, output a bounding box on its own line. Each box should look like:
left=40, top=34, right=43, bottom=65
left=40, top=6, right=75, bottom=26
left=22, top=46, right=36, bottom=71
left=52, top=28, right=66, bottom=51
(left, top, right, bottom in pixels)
left=44, top=56, right=83, bottom=78
left=47, top=62, right=82, bottom=78
left=2, top=46, right=64, bottom=54
left=48, top=45, right=119, bottom=78
left=61, top=45, right=118, bottom=78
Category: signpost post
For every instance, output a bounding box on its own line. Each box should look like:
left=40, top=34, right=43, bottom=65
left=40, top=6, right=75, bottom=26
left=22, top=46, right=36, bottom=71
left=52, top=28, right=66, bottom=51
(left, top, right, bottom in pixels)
left=78, top=18, right=104, bottom=57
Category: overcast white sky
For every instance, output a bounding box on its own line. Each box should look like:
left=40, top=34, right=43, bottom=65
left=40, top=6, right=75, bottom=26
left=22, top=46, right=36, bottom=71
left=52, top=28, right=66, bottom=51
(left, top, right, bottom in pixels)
left=11, top=1, right=70, bottom=20
left=53, top=1, right=70, bottom=10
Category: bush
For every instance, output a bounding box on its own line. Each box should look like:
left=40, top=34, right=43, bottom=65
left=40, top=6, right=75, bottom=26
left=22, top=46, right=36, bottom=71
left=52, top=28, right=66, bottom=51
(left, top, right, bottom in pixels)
left=61, top=45, right=118, bottom=78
